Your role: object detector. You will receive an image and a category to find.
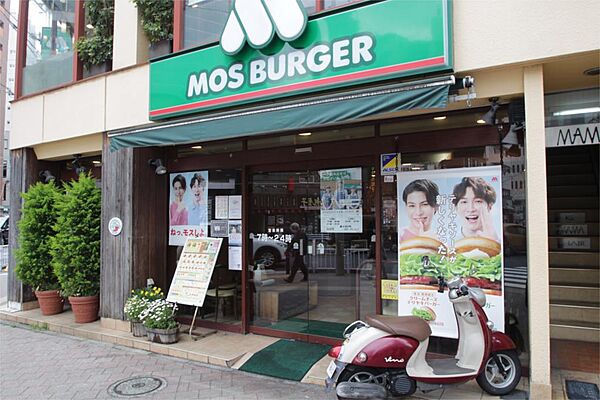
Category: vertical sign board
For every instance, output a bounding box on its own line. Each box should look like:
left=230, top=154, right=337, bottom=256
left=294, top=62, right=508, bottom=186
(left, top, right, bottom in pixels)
left=167, top=237, right=223, bottom=307
left=396, top=166, right=504, bottom=338
left=149, top=0, right=452, bottom=120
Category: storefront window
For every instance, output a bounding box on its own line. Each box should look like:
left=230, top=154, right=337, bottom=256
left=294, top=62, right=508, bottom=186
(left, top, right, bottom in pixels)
left=175, top=169, right=243, bottom=326
left=381, top=143, right=530, bottom=359
left=248, top=165, right=376, bottom=339
left=23, top=0, right=75, bottom=95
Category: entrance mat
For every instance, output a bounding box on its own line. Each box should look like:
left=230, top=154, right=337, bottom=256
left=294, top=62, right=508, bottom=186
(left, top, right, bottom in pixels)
left=566, top=380, right=600, bottom=400
left=268, top=318, right=347, bottom=338
left=239, top=339, right=331, bottom=381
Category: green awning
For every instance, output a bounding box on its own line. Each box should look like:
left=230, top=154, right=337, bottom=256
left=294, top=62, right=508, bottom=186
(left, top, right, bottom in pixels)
left=108, top=76, right=453, bottom=151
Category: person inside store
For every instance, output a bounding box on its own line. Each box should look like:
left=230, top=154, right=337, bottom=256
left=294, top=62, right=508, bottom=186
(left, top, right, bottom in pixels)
left=170, top=174, right=188, bottom=226
left=332, top=179, right=347, bottom=209
left=452, top=177, right=500, bottom=241
left=399, top=179, right=439, bottom=243
left=284, top=222, right=309, bottom=283
left=189, top=172, right=208, bottom=226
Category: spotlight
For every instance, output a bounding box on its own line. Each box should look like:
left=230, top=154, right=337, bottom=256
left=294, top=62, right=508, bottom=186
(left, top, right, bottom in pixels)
left=39, top=170, right=55, bottom=183
left=71, top=154, right=87, bottom=174
left=502, top=123, right=523, bottom=145
left=148, top=159, right=167, bottom=175
left=480, top=98, right=500, bottom=126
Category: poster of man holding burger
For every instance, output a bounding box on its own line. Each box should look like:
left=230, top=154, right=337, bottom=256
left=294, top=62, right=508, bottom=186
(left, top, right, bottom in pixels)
left=397, top=166, right=504, bottom=338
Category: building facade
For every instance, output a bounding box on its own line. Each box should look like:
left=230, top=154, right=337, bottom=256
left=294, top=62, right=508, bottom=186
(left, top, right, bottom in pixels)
left=7, top=1, right=600, bottom=398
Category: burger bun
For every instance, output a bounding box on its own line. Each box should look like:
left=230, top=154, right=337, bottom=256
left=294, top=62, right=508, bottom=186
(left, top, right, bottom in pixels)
left=455, top=237, right=501, bottom=257
left=400, top=236, right=443, bottom=255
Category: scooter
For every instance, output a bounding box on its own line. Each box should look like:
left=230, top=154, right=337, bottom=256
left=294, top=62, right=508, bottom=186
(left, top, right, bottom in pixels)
left=325, top=276, right=521, bottom=399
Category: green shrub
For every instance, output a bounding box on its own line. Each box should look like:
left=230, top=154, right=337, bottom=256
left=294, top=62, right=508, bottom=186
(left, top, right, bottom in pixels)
left=132, top=0, right=173, bottom=44
left=15, top=182, right=61, bottom=291
left=51, top=173, right=101, bottom=297
left=76, top=0, right=114, bottom=68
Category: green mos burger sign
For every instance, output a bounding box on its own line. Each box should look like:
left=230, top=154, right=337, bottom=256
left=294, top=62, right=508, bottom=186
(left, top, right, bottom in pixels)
left=149, top=0, right=452, bottom=120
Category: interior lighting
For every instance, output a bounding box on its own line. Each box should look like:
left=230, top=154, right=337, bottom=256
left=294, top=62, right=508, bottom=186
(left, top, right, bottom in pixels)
left=433, top=116, right=446, bottom=120
left=191, top=145, right=203, bottom=149
left=298, top=132, right=312, bottom=136
left=552, top=107, right=600, bottom=116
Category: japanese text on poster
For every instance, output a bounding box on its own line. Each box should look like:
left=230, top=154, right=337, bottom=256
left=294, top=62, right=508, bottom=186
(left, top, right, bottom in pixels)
left=169, top=171, right=209, bottom=246
left=166, top=237, right=223, bottom=307
left=396, top=166, right=504, bottom=338
left=319, top=167, right=362, bottom=233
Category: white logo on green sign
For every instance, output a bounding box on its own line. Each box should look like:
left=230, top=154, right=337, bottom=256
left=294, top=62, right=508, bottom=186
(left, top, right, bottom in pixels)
left=221, top=0, right=308, bottom=55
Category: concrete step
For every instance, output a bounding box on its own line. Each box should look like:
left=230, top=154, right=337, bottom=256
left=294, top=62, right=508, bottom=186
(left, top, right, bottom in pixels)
left=548, top=197, right=599, bottom=210
left=547, top=174, right=596, bottom=186
left=550, top=302, right=600, bottom=325
left=550, top=320, right=600, bottom=343
left=548, top=164, right=595, bottom=175
left=549, top=236, right=599, bottom=252
left=550, top=267, right=600, bottom=286
left=549, top=223, right=599, bottom=236
left=547, top=185, right=598, bottom=197
left=549, top=251, right=600, bottom=267
left=548, top=209, right=599, bottom=223
left=550, top=285, right=600, bottom=303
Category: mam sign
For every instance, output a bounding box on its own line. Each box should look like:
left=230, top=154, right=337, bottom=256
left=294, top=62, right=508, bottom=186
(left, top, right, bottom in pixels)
left=149, top=0, right=452, bottom=120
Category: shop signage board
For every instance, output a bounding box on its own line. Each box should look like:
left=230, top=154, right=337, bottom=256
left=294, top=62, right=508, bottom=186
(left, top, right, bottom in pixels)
left=545, top=123, right=599, bottom=147
left=149, top=0, right=452, bottom=120
left=169, top=171, right=209, bottom=246
left=319, top=167, right=363, bottom=233
left=396, top=166, right=504, bottom=338
left=166, top=237, right=223, bottom=307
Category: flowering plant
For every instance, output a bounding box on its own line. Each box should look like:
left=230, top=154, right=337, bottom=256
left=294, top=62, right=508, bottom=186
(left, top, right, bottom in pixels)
left=140, top=299, right=178, bottom=330
left=124, top=286, right=164, bottom=322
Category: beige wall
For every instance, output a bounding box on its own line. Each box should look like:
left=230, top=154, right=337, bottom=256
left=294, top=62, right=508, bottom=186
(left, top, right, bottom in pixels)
left=10, top=0, right=600, bottom=156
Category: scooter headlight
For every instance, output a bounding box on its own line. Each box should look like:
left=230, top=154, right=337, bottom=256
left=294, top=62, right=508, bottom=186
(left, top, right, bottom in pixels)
left=356, top=352, right=368, bottom=363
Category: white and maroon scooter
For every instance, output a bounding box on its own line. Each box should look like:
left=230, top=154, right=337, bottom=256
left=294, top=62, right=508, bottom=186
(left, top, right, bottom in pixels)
left=325, top=276, right=521, bottom=399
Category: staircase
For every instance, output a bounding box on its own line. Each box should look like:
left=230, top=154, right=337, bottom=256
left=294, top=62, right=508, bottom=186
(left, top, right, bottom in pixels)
left=547, top=145, right=600, bottom=346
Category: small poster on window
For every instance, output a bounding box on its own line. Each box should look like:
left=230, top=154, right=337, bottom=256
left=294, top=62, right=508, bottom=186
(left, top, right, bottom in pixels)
left=215, top=196, right=229, bottom=219
left=228, top=220, right=242, bottom=245
left=169, top=171, right=209, bottom=246
left=319, top=167, right=362, bottom=233
left=228, top=246, right=242, bottom=271
left=228, top=195, right=242, bottom=219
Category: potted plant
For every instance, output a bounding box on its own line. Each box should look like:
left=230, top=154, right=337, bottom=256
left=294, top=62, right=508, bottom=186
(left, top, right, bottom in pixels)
left=131, top=0, right=173, bottom=58
left=51, top=173, right=101, bottom=323
left=76, top=0, right=114, bottom=76
left=124, top=286, right=164, bottom=337
left=15, top=181, right=63, bottom=315
left=140, top=299, right=179, bottom=344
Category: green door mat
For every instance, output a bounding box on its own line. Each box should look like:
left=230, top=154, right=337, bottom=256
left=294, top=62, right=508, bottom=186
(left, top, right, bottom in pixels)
left=268, top=318, right=347, bottom=338
left=239, top=340, right=331, bottom=381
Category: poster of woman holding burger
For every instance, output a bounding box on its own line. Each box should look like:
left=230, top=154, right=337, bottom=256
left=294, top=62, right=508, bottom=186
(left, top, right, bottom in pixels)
left=396, top=166, right=504, bottom=338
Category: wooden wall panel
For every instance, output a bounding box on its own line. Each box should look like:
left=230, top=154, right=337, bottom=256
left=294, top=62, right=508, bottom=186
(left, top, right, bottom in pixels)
left=132, top=148, right=168, bottom=292
left=100, top=135, right=134, bottom=319
left=7, top=148, right=57, bottom=306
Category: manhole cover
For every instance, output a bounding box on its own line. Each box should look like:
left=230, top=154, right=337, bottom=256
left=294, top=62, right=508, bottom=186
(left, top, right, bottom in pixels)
left=108, top=376, right=167, bottom=397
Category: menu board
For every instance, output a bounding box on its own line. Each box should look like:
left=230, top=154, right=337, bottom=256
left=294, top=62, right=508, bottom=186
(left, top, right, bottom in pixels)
left=166, top=237, right=223, bottom=307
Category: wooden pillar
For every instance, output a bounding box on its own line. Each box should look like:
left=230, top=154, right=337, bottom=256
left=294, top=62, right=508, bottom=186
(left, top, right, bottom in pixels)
left=7, top=148, right=42, bottom=308
left=100, top=136, right=167, bottom=320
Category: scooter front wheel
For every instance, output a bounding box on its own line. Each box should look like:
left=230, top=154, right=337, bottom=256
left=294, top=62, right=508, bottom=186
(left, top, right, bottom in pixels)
left=476, top=350, right=522, bottom=396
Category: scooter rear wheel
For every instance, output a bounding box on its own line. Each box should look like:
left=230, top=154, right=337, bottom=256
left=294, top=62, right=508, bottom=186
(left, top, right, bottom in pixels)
left=476, top=350, right=521, bottom=396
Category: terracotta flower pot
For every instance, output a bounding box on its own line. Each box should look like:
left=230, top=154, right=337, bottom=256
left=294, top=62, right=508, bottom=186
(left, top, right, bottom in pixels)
left=146, top=325, right=179, bottom=344
left=69, top=295, right=99, bottom=323
left=35, top=290, right=64, bottom=316
left=131, top=321, right=146, bottom=337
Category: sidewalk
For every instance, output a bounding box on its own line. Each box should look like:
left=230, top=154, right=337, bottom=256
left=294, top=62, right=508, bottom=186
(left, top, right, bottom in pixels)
left=2, top=305, right=593, bottom=399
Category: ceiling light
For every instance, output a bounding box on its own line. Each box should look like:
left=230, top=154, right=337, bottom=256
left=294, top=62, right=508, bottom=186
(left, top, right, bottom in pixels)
left=298, top=132, right=312, bottom=136
left=148, top=159, right=167, bottom=175
left=433, top=116, right=446, bottom=120
left=479, top=98, right=500, bottom=125
left=39, top=170, right=55, bottom=183
left=86, top=24, right=94, bottom=29
left=552, top=107, right=600, bottom=116
left=476, top=119, right=486, bottom=124
left=191, top=145, right=203, bottom=149
left=92, top=160, right=101, bottom=165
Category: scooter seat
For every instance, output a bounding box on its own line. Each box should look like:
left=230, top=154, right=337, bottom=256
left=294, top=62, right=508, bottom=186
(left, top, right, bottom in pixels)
left=366, top=314, right=431, bottom=342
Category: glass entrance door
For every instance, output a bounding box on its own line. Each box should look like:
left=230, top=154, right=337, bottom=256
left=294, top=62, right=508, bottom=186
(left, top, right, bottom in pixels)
left=248, top=165, right=376, bottom=340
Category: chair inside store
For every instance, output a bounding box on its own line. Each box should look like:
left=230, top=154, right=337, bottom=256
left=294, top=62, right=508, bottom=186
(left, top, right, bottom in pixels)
left=202, top=265, right=239, bottom=321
